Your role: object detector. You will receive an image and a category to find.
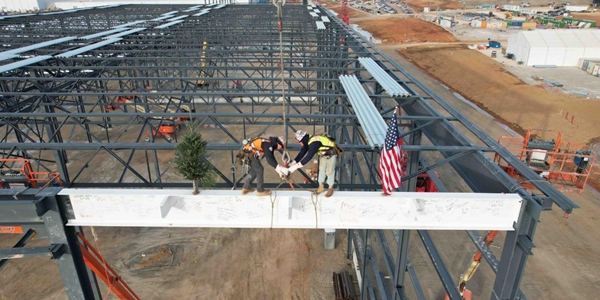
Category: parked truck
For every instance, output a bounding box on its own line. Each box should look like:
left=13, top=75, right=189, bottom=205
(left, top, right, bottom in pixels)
left=501, top=5, right=521, bottom=11
left=564, top=5, right=588, bottom=11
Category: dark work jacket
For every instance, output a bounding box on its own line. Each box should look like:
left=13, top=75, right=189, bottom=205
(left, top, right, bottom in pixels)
left=293, top=134, right=323, bottom=166
left=260, top=137, right=280, bottom=169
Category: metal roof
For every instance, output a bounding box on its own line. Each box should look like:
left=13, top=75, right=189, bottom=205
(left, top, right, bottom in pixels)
left=339, top=74, right=387, bottom=149
left=55, top=39, right=122, bottom=58
left=0, top=55, right=52, bottom=73
left=358, top=57, right=411, bottom=97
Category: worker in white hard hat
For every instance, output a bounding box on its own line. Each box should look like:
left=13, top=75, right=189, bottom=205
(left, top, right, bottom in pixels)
left=241, top=136, right=289, bottom=196
left=288, top=130, right=341, bottom=197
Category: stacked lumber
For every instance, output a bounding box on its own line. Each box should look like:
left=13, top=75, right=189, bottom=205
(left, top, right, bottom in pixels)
left=333, top=271, right=356, bottom=300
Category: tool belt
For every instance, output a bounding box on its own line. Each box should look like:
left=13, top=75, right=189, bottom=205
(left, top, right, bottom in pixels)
left=235, top=150, right=252, bottom=165
left=320, top=145, right=343, bottom=157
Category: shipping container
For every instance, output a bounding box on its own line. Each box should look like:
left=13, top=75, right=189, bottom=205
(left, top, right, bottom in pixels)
left=502, top=21, right=508, bottom=28
left=593, top=65, right=600, bottom=76
left=583, top=60, right=589, bottom=70
left=522, top=22, right=537, bottom=29
left=587, top=62, right=596, bottom=73
left=440, top=19, right=452, bottom=28
left=489, top=41, right=502, bottom=48
left=577, top=58, right=585, bottom=69
left=482, top=21, right=487, bottom=28
left=586, top=61, right=600, bottom=73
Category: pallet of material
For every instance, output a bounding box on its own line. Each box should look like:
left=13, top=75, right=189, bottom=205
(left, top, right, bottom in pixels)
left=333, top=271, right=356, bottom=300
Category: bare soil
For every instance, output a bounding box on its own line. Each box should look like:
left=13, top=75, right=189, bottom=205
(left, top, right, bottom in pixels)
left=404, top=0, right=463, bottom=10
left=0, top=227, right=351, bottom=300
left=322, top=0, right=371, bottom=19
left=398, top=44, right=600, bottom=191
left=571, top=12, right=600, bottom=23
left=354, top=18, right=458, bottom=44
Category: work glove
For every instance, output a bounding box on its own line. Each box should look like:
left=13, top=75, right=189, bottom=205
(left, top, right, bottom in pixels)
left=288, top=162, right=303, bottom=173
left=275, top=165, right=289, bottom=178
left=288, top=160, right=298, bottom=167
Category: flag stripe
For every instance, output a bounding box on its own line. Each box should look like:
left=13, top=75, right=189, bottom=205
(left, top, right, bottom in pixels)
left=379, top=113, right=403, bottom=195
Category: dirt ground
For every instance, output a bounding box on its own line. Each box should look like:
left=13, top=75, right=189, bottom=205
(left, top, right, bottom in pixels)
left=354, top=18, right=458, bottom=44
left=322, top=0, right=371, bottom=19
left=571, top=12, right=600, bottom=23
left=0, top=227, right=351, bottom=300
left=380, top=45, right=600, bottom=300
left=398, top=45, right=600, bottom=145
left=404, top=0, right=463, bottom=10
left=398, top=44, right=600, bottom=191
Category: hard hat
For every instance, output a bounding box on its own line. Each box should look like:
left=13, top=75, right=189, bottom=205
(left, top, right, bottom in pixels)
left=277, top=136, right=285, bottom=145
left=295, top=130, right=306, bottom=141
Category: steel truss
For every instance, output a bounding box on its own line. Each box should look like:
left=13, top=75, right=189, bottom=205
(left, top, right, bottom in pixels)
left=0, top=3, right=577, bottom=300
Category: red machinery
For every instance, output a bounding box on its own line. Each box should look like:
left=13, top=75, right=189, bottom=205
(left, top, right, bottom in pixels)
left=341, top=0, right=350, bottom=25
left=0, top=159, right=62, bottom=189
left=104, top=96, right=133, bottom=111
left=494, top=129, right=596, bottom=194
left=77, top=233, right=140, bottom=300
left=145, top=124, right=179, bottom=141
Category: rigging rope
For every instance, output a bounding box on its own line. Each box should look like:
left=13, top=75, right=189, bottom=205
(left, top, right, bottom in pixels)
left=274, top=0, right=287, bottom=153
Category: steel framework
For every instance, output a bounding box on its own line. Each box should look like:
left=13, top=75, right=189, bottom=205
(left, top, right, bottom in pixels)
left=0, top=3, right=578, bottom=300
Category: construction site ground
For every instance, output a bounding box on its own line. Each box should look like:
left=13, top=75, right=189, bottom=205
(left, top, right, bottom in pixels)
left=2, top=3, right=600, bottom=300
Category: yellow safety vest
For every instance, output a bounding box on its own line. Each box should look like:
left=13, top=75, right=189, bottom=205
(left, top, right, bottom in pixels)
left=308, top=135, right=336, bottom=156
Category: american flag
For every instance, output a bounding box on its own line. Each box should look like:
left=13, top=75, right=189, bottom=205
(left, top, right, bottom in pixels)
left=379, top=113, right=403, bottom=195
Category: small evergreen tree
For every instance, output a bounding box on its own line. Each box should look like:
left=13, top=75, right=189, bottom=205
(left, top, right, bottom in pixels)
left=174, top=123, right=216, bottom=194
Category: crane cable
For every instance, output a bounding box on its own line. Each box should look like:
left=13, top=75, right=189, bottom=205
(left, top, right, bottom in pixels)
left=274, top=0, right=290, bottom=164
left=273, top=0, right=293, bottom=189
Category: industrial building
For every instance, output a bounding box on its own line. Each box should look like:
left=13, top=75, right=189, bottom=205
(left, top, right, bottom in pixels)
left=506, top=29, right=600, bottom=66
left=0, top=2, right=583, bottom=300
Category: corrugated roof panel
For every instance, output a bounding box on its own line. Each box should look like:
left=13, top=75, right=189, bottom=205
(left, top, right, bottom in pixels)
left=358, top=57, right=411, bottom=97
left=113, top=20, right=147, bottom=28
left=339, top=75, right=387, bottom=149
left=0, top=54, right=18, bottom=62
left=80, top=28, right=129, bottom=40
left=103, top=28, right=146, bottom=39
left=151, top=15, right=172, bottom=22
left=56, top=38, right=122, bottom=58
left=0, top=56, right=52, bottom=74
left=321, top=16, right=330, bottom=23
left=316, top=21, right=326, bottom=30
left=310, top=12, right=318, bottom=17
left=155, top=20, right=184, bottom=29
left=1, top=36, right=77, bottom=55
left=162, top=10, right=179, bottom=16
left=167, top=15, right=189, bottom=22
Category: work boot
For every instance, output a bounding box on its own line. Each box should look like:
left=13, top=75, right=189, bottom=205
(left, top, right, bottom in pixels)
left=325, top=188, right=334, bottom=198
left=242, top=188, right=255, bottom=195
left=316, top=183, right=325, bottom=194
left=256, top=190, right=271, bottom=197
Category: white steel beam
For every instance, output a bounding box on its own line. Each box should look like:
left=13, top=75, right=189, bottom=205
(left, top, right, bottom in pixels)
left=60, top=189, right=523, bottom=230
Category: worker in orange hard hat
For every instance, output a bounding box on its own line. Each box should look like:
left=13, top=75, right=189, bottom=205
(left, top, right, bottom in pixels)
left=241, top=136, right=289, bottom=196
left=288, top=130, right=342, bottom=197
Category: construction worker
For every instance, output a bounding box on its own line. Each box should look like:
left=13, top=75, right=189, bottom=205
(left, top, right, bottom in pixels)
left=241, top=136, right=289, bottom=196
left=288, top=130, right=340, bottom=197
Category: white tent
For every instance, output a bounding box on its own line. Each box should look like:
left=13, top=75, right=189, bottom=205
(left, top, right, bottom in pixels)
left=506, top=30, right=600, bottom=66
